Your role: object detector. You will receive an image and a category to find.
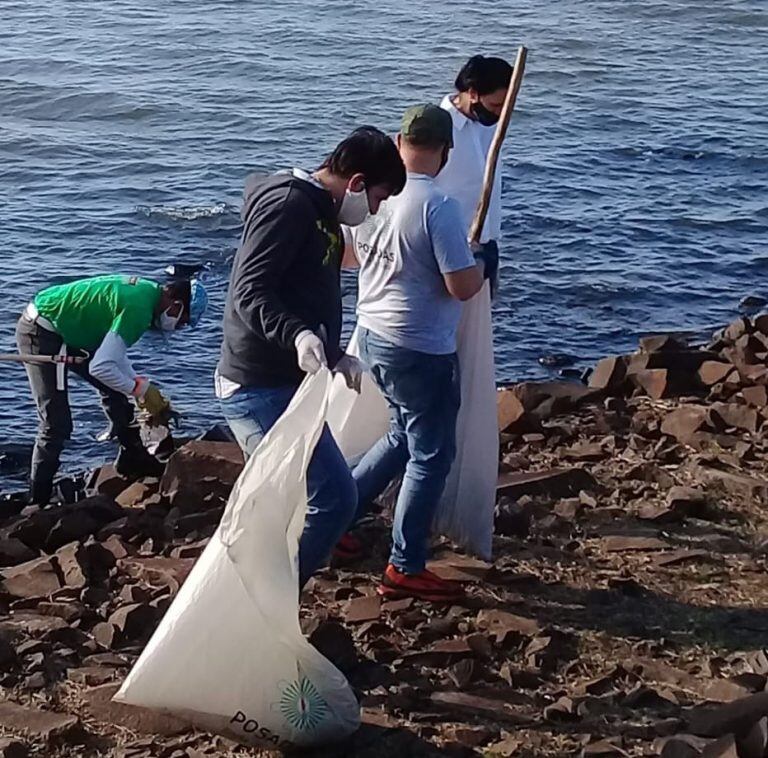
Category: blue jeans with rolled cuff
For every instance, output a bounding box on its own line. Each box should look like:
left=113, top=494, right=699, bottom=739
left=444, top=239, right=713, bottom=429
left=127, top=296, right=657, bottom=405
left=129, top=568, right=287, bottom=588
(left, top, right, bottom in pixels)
left=352, top=327, right=461, bottom=574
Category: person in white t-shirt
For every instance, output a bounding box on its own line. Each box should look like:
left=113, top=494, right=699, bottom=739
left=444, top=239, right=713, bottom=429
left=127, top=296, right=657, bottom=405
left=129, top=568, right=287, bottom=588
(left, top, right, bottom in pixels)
left=344, top=105, right=495, bottom=602
left=435, top=54, right=514, bottom=290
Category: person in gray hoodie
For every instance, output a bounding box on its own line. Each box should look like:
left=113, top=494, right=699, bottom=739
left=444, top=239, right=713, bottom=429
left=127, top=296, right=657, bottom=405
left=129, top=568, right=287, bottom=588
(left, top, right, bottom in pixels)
left=217, top=127, right=405, bottom=587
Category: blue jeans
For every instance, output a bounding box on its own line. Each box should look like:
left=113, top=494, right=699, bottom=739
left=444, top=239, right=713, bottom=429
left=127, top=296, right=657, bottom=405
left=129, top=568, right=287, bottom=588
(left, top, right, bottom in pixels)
left=220, top=384, right=357, bottom=588
left=352, top=327, right=461, bottom=574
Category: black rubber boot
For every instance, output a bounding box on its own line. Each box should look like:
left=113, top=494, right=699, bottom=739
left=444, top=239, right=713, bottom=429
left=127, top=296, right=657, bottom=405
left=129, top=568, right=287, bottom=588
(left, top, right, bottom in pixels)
left=114, top=425, right=166, bottom=479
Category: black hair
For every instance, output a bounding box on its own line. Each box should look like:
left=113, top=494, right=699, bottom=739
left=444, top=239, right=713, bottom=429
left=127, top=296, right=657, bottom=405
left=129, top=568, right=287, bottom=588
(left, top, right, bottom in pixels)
left=319, top=127, right=406, bottom=194
left=165, top=278, right=191, bottom=307
left=455, top=55, right=513, bottom=96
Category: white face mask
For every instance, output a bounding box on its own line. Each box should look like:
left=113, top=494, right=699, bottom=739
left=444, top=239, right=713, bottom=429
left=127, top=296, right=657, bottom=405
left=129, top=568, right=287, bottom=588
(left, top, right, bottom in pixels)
left=337, top=186, right=370, bottom=226
left=156, top=304, right=184, bottom=332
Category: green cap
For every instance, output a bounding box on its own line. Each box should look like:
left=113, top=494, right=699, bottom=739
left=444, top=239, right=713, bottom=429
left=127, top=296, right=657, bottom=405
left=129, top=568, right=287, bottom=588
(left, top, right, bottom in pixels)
left=401, top=104, right=454, bottom=147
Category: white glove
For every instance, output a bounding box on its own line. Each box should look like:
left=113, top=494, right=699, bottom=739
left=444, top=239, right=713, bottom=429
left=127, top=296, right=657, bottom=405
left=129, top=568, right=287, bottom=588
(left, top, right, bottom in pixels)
left=334, top=353, right=363, bottom=394
left=295, top=330, right=327, bottom=375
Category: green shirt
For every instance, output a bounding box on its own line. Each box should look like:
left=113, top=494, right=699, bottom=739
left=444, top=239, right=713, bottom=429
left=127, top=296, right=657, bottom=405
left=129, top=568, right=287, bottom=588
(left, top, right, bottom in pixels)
left=34, top=275, right=161, bottom=350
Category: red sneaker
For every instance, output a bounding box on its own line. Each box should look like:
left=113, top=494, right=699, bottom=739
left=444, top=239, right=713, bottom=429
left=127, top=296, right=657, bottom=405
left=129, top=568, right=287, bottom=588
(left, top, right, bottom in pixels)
left=332, top=532, right=364, bottom=562
left=377, top=564, right=465, bottom=602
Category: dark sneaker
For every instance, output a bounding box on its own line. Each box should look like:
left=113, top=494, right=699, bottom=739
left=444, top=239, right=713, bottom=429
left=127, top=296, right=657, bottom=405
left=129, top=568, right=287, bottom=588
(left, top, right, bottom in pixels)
left=377, top=563, right=465, bottom=602
left=332, top=532, right=364, bottom=562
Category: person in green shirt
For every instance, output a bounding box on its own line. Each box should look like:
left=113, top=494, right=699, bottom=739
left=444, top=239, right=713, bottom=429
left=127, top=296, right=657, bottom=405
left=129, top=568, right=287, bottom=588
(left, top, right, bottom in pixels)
left=15, top=274, right=209, bottom=505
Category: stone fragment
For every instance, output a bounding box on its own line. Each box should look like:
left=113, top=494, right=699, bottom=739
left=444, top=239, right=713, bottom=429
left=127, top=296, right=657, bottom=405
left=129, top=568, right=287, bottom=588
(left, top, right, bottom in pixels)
left=497, top=468, right=597, bottom=500
left=602, top=536, right=669, bottom=552
left=742, top=386, right=768, bottom=408
left=0, top=701, right=79, bottom=744
left=430, top=692, right=532, bottom=725
left=115, top=481, right=155, bottom=508
left=118, top=556, right=194, bottom=592
left=652, top=549, right=710, bottom=568
left=82, top=683, right=190, bottom=735
left=44, top=495, right=123, bottom=552
left=1, top=556, right=60, bottom=599
left=705, top=678, right=754, bottom=703
left=543, top=696, right=577, bottom=721
left=589, top=356, right=627, bottom=392
left=476, top=609, right=540, bottom=641
left=0, top=538, right=36, bottom=568
left=640, top=335, right=687, bottom=353
left=686, top=692, right=768, bottom=737
left=37, top=601, right=84, bottom=623
left=656, top=735, right=709, bottom=758
left=693, top=465, right=768, bottom=499
left=724, top=317, right=752, bottom=343
left=661, top=406, right=713, bottom=444
left=562, top=442, right=606, bottom=462
left=739, top=716, right=768, bottom=758
left=343, top=595, right=382, bottom=624
left=700, top=734, right=739, bottom=758
left=91, top=622, right=121, bottom=649
left=308, top=621, right=357, bottom=674
left=159, top=441, right=244, bottom=513
left=0, top=738, right=29, bottom=758
left=108, top=604, right=158, bottom=641
left=54, top=543, right=87, bottom=589
left=497, top=389, right=529, bottom=433
left=698, top=361, right=736, bottom=387
left=632, top=369, right=672, bottom=399
left=428, top=553, right=491, bottom=582
left=67, top=667, right=116, bottom=687
left=711, top=402, right=760, bottom=432
left=87, top=464, right=131, bottom=499
left=494, top=500, right=531, bottom=538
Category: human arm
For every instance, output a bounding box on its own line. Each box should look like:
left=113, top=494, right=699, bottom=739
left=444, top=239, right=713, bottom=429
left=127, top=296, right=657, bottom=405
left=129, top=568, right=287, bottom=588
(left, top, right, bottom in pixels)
left=89, top=332, right=139, bottom=396
left=231, top=189, right=313, bottom=350
left=429, top=197, right=485, bottom=302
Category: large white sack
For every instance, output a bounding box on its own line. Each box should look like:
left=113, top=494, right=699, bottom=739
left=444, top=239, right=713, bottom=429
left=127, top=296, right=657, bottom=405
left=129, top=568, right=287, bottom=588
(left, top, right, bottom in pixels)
left=433, top=281, right=498, bottom=560
left=328, top=283, right=499, bottom=559
left=115, top=369, right=360, bottom=750
left=326, top=329, right=390, bottom=466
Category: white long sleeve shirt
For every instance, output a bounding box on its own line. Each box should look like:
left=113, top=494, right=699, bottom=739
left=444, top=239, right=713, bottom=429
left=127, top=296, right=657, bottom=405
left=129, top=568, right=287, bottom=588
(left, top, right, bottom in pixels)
left=89, top=331, right=138, bottom=395
left=434, top=94, right=502, bottom=244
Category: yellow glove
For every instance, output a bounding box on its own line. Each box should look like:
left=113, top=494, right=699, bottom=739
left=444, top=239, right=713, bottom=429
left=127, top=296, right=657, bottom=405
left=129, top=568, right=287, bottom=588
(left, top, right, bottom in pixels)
left=137, top=383, right=172, bottom=426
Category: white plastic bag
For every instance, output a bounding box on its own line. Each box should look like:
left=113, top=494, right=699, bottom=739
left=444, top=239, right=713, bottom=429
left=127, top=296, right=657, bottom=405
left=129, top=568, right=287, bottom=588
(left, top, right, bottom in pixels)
left=327, top=284, right=499, bottom=559
left=115, top=369, right=360, bottom=750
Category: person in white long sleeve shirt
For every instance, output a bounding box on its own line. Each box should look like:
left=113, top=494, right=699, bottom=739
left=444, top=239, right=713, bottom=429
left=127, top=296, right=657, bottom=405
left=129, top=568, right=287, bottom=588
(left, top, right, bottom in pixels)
left=435, top=54, right=514, bottom=289
left=15, top=274, right=208, bottom=504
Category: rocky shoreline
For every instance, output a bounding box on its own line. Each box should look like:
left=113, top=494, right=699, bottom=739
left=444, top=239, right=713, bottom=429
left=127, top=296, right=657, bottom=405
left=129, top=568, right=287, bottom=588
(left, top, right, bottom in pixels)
left=4, top=315, right=768, bottom=756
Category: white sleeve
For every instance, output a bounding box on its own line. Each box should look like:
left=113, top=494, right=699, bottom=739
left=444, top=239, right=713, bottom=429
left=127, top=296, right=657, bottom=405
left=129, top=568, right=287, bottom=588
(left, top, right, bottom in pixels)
left=89, top=332, right=138, bottom=396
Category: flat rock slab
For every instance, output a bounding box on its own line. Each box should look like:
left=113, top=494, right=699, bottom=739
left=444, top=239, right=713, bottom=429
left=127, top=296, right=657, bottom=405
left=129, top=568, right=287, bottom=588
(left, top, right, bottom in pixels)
left=0, top=701, right=79, bottom=743
left=83, top=683, right=191, bottom=736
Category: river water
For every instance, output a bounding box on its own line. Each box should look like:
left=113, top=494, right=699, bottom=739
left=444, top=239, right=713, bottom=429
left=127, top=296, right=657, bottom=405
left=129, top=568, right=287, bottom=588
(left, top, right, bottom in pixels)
left=1, top=0, right=766, bottom=489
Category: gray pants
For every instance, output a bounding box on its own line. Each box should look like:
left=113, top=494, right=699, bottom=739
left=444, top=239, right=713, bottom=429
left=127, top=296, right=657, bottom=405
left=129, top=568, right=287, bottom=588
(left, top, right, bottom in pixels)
left=15, top=315, right=137, bottom=504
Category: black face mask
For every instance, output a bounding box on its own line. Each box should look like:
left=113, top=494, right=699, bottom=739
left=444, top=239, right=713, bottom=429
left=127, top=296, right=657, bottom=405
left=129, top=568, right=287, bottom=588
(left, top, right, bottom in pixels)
left=471, top=100, right=499, bottom=127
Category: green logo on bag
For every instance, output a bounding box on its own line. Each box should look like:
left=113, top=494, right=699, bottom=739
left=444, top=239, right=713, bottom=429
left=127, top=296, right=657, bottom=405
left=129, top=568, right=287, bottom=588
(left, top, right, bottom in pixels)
left=279, top=676, right=329, bottom=731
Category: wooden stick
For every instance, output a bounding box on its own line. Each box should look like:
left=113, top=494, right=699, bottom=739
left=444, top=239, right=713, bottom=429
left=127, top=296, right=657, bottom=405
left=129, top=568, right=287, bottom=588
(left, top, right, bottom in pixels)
left=468, top=45, right=528, bottom=245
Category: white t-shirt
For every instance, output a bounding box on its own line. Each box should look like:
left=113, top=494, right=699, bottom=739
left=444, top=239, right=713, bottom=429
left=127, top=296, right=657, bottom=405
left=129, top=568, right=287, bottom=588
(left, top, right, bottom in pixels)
left=350, top=173, right=476, bottom=355
left=434, top=94, right=502, bottom=244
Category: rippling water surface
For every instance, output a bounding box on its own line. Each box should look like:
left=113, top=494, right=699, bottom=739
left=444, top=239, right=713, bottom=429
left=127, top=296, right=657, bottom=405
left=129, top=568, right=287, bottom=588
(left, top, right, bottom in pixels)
left=1, top=0, right=766, bottom=489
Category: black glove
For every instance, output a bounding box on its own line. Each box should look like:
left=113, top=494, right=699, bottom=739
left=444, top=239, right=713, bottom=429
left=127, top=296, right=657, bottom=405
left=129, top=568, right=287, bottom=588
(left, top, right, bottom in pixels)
left=473, top=240, right=500, bottom=297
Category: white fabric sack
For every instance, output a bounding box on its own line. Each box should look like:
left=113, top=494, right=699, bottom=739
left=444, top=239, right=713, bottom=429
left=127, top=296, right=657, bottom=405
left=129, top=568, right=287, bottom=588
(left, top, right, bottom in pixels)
left=115, top=369, right=360, bottom=750
left=326, top=329, right=390, bottom=466
left=433, top=282, right=498, bottom=560
left=327, top=283, right=499, bottom=559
